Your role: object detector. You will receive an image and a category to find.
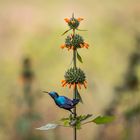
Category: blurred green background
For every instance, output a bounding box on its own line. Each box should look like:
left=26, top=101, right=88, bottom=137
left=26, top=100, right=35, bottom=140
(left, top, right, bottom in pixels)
left=0, top=0, right=140, bottom=140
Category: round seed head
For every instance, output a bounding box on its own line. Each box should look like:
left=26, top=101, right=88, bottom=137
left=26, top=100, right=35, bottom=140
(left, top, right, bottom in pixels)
left=65, top=34, right=84, bottom=49
left=64, top=67, right=86, bottom=84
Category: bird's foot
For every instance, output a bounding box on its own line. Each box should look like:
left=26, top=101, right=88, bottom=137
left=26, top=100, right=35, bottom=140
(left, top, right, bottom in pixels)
left=69, top=111, right=77, bottom=116
left=69, top=110, right=75, bottom=114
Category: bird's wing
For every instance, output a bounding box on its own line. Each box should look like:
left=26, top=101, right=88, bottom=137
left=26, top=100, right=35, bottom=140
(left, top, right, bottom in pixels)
left=59, top=96, right=73, bottom=105
left=72, top=99, right=80, bottom=106
left=59, top=96, right=73, bottom=109
left=64, top=96, right=74, bottom=105
left=60, top=103, right=72, bottom=109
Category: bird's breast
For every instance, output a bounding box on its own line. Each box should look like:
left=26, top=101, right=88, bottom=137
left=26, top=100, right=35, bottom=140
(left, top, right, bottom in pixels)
left=55, top=97, right=65, bottom=105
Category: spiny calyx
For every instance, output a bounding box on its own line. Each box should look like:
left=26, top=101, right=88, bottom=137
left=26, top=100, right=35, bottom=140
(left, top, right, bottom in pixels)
left=61, top=67, right=87, bottom=89
left=61, top=34, right=89, bottom=50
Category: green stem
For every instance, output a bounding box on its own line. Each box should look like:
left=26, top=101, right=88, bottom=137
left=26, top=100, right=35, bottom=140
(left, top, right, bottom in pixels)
left=73, top=29, right=77, bottom=140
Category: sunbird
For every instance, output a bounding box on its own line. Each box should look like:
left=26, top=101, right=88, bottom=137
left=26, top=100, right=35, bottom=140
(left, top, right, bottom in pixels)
left=43, top=91, right=79, bottom=114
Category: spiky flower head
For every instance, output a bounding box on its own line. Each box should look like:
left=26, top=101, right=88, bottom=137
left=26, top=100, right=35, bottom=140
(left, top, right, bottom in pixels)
left=66, top=34, right=83, bottom=49
left=61, top=67, right=87, bottom=89
left=60, top=34, right=89, bottom=50
left=64, top=13, right=83, bottom=30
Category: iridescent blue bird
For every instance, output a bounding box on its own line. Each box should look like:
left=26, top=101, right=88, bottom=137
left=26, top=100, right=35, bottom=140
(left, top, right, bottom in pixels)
left=43, top=91, right=79, bottom=114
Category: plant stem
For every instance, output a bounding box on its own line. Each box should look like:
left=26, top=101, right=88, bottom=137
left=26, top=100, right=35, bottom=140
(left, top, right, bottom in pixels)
left=73, top=29, right=77, bottom=140
left=81, top=121, right=93, bottom=125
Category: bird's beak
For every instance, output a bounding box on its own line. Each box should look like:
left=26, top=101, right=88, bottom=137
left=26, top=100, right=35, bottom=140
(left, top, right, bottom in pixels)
left=42, top=91, right=49, bottom=94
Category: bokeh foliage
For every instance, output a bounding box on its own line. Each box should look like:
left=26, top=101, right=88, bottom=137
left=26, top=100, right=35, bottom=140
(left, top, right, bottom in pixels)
left=0, top=0, right=140, bottom=140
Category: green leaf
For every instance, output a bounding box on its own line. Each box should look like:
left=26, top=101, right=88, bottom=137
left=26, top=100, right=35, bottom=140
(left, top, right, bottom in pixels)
left=80, top=114, right=93, bottom=122
left=76, top=90, right=83, bottom=103
left=76, top=28, right=88, bottom=31
left=76, top=122, right=81, bottom=129
left=61, top=118, right=70, bottom=126
left=63, top=120, right=70, bottom=126
left=61, top=29, right=71, bottom=36
left=92, top=116, right=115, bottom=124
left=36, top=123, right=58, bottom=130
left=61, top=117, right=69, bottom=121
left=77, top=51, right=83, bottom=63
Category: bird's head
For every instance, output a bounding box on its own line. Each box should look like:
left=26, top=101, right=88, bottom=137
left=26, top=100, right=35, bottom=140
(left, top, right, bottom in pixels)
left=43, top=91, right=59, bottom=99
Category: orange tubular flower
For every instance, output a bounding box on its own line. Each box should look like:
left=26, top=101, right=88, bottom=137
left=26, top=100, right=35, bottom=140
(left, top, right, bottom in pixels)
left=80, top=44, right=84, bottom=48
left=62, top=81, right=67, bottom=87
left=84, top=42, right=89, bottom=49
left=69, top=83, right=72, bottom=88
left=84, top=80, right=87, bottom=83
left=83, top=83, right=87, bottom=88
left=77, top=17, right=84, bottom=22
left=71, top=46, right=74, bottom=50
left=64, top=18, right=70, bottom=23
left=78, top=83, right=81, bottom=89
left=73, top=83, right=76, bottom=89
left=61, top=80, right=87, bottom=90
left=61, top=80, right=65, bottom=83
left=60, top=44, right=66, bottom=49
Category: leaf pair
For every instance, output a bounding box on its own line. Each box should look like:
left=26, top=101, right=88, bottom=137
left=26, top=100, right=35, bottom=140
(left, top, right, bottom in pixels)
left=36, top=115, right=115, bottom=131
left=61, top=114, right=93, bottom=129
left=62, top=29, right=87, bottom=36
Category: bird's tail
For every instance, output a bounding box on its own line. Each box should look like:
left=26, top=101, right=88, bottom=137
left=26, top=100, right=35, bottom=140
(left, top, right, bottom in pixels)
left=72, top=99, right=80, bottom=106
